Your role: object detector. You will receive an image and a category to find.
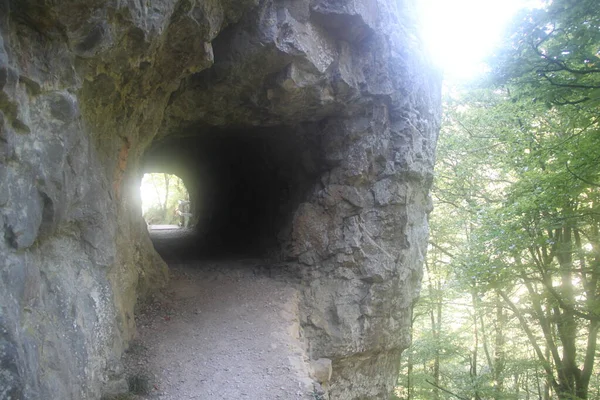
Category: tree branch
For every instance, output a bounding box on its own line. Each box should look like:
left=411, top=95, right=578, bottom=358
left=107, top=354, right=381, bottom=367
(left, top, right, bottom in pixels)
left=497, top=289, right=561, bottom=394
left=565, top=162, right=600, bottom=188
left=429, top=241, right=456, bottom=260
left=539, top=72, right=600, bottom=89
left=425, top=380, right=470, bottom=400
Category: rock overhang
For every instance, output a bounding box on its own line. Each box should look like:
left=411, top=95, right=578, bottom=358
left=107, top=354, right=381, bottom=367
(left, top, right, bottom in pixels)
left=0, top=1, right=441, bottom=399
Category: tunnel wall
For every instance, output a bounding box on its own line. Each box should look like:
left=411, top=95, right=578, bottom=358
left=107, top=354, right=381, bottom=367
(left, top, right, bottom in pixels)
left=0, top=1, right=441, bottom=399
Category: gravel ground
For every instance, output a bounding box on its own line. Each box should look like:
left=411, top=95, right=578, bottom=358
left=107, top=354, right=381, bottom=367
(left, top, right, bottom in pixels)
left=123, top=253, right=317, bottom=400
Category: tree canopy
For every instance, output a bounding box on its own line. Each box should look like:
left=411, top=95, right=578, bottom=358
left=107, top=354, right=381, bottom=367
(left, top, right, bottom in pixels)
left=397, top=1, right=600, bottom=399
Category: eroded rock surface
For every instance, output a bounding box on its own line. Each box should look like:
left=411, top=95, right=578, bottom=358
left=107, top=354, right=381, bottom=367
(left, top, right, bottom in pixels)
left=0, top=0, right=440, bottom=399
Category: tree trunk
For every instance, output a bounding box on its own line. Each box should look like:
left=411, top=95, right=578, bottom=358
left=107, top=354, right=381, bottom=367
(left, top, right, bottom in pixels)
left=407, top=313, right=415, bottom=400
left=407, top=348, right=413, bottom=400
left=426, top=261, right=441, bottom=400
left=493, top=295, right=505, bottom=399
left=544, top=346, right=551, bottom=400
left=554, top=226, right=581, bottom=399
left=433, top=280, right=442, bottom=399
left=471, top=289, right=481, bottom=400
left=162, top=173, right=170, bottom=222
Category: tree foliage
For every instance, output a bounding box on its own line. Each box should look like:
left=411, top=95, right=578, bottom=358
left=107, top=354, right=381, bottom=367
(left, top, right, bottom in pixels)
left=398, top=1, right=600, bottom=399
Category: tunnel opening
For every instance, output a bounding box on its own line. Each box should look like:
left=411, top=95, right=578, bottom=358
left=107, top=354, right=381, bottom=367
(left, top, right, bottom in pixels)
left=142, top=125, right=323, bottom=261
left=140, top=173, right=191, bottom=228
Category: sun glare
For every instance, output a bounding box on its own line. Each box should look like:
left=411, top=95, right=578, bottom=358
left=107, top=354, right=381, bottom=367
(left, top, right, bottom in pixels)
left=419, top=0, right=542, bottom=83
left=139, top=173, right=190, bottom=226
left=140, top=174, right=162, bottom=214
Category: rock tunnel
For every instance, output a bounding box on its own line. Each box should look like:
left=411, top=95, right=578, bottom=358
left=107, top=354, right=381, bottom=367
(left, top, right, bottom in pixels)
left=142, top=126, right=323, bottom=259
left=0, top=1, right=441, bottom=399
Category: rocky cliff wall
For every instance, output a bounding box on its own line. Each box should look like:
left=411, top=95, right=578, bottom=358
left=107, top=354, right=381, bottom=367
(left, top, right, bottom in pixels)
left=0, top=1, right=441, bottom=399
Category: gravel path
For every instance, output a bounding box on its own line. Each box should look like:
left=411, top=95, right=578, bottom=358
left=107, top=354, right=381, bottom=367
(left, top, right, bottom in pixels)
left=124, top=259, right=316, bottom=399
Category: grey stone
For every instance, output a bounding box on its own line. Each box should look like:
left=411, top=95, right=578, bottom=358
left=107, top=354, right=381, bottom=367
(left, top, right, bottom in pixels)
left=48, top=92, right=78, bottom=122
left=2, top=178, right=43, bottom=249
left=0, top=0, right=440, bottom=399
left=0, top=65, right=7, bottom=91
left=0, top=167, right=7, bottom=206
left=75, top=22, right=109, bottom=54
left=310, top=358, right=333, bottom=384
left=0, top=315, right=23, bottom=400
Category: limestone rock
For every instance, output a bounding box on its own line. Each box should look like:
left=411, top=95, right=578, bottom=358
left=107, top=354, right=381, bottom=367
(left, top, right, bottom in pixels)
left=310, top=358, right=333, bottom=384
left=0, top=0, right=441, bottom=399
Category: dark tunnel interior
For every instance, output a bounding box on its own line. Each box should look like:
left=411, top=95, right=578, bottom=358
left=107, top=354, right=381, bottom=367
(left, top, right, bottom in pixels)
left=142, top=126, right=323, bottom=262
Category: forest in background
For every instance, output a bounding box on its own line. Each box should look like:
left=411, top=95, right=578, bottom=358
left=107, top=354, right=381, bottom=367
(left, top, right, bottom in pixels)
left=397, top=0, right=600, bottom=399
left=140, top=173, right=189, bottom=225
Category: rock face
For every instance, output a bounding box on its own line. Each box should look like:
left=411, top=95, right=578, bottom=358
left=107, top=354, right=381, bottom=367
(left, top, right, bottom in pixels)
left=0, top=0, right=440, bottom=399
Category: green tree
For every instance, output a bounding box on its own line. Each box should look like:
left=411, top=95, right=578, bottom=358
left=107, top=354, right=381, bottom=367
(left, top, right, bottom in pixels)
left=400, top=2, right=600, bottom=399
left=487, top=1, right=600, bottom=397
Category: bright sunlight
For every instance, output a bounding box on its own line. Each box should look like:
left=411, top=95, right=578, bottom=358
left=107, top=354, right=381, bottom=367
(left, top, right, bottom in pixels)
left=140, top=173, right=190, bottom=227
left=419, top=0, right=542, bottom=82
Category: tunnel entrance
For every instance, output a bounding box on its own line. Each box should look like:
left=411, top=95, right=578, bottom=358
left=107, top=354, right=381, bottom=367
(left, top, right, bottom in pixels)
left=142, top=126, right=322, bottom=261
left=140, top=173, right=191, bottom=228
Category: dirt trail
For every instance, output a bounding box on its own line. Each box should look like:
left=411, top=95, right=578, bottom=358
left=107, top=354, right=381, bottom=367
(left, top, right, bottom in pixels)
left=124, top=258, right=316, bottom=399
